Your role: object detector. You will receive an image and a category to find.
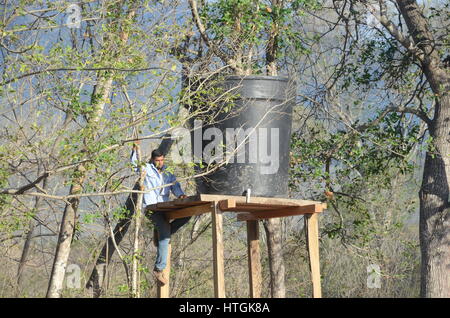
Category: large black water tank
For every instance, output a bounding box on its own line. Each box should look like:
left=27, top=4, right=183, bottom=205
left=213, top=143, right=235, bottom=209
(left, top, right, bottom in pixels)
left=189, top=75, right=295, bottom=198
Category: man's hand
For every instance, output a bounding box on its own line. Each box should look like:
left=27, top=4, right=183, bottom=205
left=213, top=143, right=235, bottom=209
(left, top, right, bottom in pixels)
left=132, top=139, right=140, bottom=149
left=178, top=195, right=187, bottom=199
left=324, top=190, right=334, bottom=200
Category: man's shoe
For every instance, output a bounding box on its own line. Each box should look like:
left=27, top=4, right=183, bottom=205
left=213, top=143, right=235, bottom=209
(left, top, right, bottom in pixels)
left=153, top=269, right=167, bottom=286
left=153, top=228, right=159, bottom=247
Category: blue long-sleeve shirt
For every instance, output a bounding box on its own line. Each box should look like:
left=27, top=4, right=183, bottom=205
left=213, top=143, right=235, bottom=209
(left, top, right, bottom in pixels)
left=130, top=149, right=185, bottom=207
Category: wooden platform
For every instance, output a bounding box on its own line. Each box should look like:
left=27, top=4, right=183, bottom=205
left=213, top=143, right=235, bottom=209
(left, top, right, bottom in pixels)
left=145, top=193, right=325, bottom=299
left=145, top=194, right=326, bottom=221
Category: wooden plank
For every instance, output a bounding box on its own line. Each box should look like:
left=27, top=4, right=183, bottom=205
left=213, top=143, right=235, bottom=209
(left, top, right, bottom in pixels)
left=173, top=201, right=207, bottom=207
left=218, top=199, right=236, bottom=211
left=156, top=243, right=171, bottom=298
left=236, top=204, right=323, bottom=221
left=199, top=194, right=321, bottom=206
left=305, top=213, right=322, bottom=298
left=150, top=202, right=209, bottom=212
left=149, top=207, right=175, bottom=212
left=231, top=205, right=295, bottom=212
left=211, top=201, right=225, bottom=298
left=238, top=203, right=294, bottom=208
left=247, top=220, right=261, bottom=298
left=146, top=194, right=202, bottom=210
left=221, top=203, right=295, bottom=212
left=218, top=199, right=296, bottom=211
left=163, top=203, right=212, bottom=220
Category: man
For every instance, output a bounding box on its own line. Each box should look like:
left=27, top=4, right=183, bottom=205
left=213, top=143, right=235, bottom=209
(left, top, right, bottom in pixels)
left=131, top=142, right=190, bottom=286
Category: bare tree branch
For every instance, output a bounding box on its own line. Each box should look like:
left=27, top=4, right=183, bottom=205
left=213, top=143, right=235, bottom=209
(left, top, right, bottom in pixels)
left=365, top=1, right=424, bottom=63
left=187, top=0, right=244, bottom=74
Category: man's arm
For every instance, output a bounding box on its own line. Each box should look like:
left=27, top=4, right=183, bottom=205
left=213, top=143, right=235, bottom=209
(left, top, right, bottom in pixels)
left=169, top=174, right=186, bottom=198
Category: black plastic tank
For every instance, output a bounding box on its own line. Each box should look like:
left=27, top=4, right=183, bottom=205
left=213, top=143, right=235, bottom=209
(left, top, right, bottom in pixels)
left=189, top=75, right=295, bottom=198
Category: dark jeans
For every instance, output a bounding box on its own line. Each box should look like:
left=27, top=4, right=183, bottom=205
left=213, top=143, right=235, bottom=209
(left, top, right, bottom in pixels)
left=149, top=211, right=191, bottom=271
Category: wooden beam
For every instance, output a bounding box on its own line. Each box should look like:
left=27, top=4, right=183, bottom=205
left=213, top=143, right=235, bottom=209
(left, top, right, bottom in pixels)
left=236, top=204, right=323, bottom=221
left=199, top=194, right=321, bottom=206
left=163, top=203, right=213, bottom=220
left=150, top=207, right=174, bottom=211
left=218, top=199, right=236, bottom=210
left=305, top=213, right=322, bottom=298
left=222, top=203, right=293, bottom=212
left=246, top=220, right=261, bottom=298
left=156, top=243, right=171, bottom=298
left=173, top=201, right=206, bottom=207
left=211, top=201, right=225, bottom=298
left=146, top=195, right=203, bottom=210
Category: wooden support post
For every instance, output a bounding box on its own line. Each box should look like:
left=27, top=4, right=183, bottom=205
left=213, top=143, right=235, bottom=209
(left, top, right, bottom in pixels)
left=211, top=201, right=225, bottom=298
left=305, top=213, right=322, bottom=298
left=246, top=220, right=261, bottom=298
left=156, top=243, right=171, bottom=298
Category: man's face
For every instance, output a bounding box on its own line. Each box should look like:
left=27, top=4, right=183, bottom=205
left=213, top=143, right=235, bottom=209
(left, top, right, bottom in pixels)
left=152, top=155, right=164, bottom=169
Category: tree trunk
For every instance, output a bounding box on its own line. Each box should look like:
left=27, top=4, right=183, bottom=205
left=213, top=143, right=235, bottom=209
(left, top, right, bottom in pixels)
left=17, top=219, right=36, bottom=289
left=131, top=141, right=146, bottom=298
left=263, top=218, right=286, bottom=298
left=419, top=94, right=450, bottom=298
left=17, top=177, right=47, bottom=290
left=266, top=0, right=279, bottom=76
left=46, top=75, right=114, bottom=298
left=46, top=168, right=85, bottom=297
left=395, top=0, right=450, bottom=297
left=262, top=0, right=285, bottom=298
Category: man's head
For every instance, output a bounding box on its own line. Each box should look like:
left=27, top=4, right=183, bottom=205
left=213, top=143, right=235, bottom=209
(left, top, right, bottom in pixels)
left=151, top=149, right=165, bottom=170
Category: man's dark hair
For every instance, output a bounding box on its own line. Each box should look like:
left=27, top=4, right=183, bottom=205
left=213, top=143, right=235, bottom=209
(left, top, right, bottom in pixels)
left=151, top=149, right=164, bottom=159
